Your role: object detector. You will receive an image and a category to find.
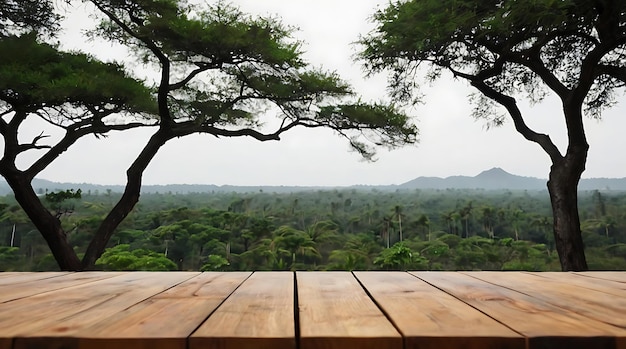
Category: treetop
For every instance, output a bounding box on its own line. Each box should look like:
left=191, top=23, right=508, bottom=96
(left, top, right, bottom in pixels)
left=359, top=0, right=626, bottom=118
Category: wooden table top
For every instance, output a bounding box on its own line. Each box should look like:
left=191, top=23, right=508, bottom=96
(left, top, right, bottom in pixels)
left=0, top=271, right=624, bottom=349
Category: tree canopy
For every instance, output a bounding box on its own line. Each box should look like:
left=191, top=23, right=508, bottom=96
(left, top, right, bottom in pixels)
left=359, top=0, right=626, bottom=270
left=0, top=0, right=59, bottom=37
left=0, top=0, right=417, bottom=270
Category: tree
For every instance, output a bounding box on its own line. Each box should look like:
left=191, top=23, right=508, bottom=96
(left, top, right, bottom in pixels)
left=95, top=244, right=177, bottom=271
left=373, top=242, right=427, bottom=270
left=0, top=33, right=156, bottom=270
left=0, top=0, right=59, bottom=37
left=359, top=0, right=626, bottom=271
left=393, top=205, right=403, bottom=242
left=0, top=0, right=417, bottom=270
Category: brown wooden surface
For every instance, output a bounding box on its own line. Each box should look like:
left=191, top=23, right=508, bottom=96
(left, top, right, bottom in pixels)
left=297, top=272, right=401, bottom=349
left=354, top=271, right=524, bottom=349
left=0, top=271, right=624, bottom=349
left=0, top=271, right=122, bottom=303
left=7, top=272, right=198, bottom=349
left=190, top=271, right=295, bottom=349
left=413, top=272, right=626, bottom=349
left=77, top=272, right=251, bottom=349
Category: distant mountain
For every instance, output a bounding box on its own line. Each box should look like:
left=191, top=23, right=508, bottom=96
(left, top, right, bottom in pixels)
left=400, top=167, right=626, bottom=191
left=0, top=167, right=624, bottom=195
left=399, top=167, right=547, bottom=190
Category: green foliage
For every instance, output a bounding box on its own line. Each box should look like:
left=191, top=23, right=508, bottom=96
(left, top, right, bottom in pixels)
left=200, top=254, right=230, bottom=271
left=0, top=34, right=156, bottom=115
left=374, top=242, right=427, bottom=270
left=96, top=244, right=177, bottom=271
left=0, top=246, right=20, bottom=271
left=1, top=185, right=625, bottom=271
left=89, top=0, right=416, bottom=153
left=44, top=189, right=82, bottom=205
left=359, top=0, right=626, bottom=116
left=359, top=0, right=626, bottom=271
left=316, top=103, right=418, bottom=160
left=1, top=0, right=418, bottom=271
left=0, top=0, right=59, bottom=37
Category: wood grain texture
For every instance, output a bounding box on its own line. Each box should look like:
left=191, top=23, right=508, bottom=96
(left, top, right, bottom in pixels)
left=575, top=271, right=626, bottom=283
left=190, top=271, right=295, bottom=349
left=0, top=272, right=68, bottom=285
left=525, top=272, right=626, bottom=297
left=76, top=272, right=251, bottom=349
left=467, top=272, right=626, bottom=328
left=468, top=271, right=626, bottom=349
left=355, top=271, right=524, bottom=349
left=10, top=272, right=198, bottom=349
left=0, top=271, right=624, bottom=349
left=0, top=271, right=122, bottom=303
left=413, top=272, right=625, bottom=349
left=297, top=272, right=401, bottom=349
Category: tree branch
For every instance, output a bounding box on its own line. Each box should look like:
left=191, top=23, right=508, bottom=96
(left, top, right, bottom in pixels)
left=470, top=79, right=563, bottom=164
left=169, top=65, right=215, bottom=91
left=24, top=122, right=154, bottom=179
left=89, top=0, right=173, bottom=124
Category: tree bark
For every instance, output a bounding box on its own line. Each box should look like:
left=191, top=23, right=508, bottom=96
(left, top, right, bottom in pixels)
left=81, top=130, right=170, bottom=269
left=4, top=174, right=82, bottom=271
left=547, top=145, right=589, bottom=271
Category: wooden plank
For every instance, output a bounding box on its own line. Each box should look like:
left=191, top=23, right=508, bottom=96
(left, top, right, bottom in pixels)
left=6, top=272, right=198, bottom=349
left=575, top=271, right=626, bottom=283
left=190, top=271, right=295, bottom=349
left=413, top=272, right=624, bottom=349
left=0, top=272, right=70, bottom=285
left=355, top=271, right=524, bottom=349
left=523, top=272, right=626, bottom=297
left=470, top=272, right=626, bottom=327
left=297, top=272, right=401, bottom=349
left=468, top=271, right=626, bottom=349
left=0, top=271, right=123, bottom=303
left=74, top=272, right=251, bottom=349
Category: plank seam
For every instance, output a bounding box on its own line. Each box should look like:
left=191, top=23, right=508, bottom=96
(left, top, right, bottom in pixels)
left=573, top=272, right=626, bottom=284
left=462, top=272, right=626, bottom=332
left=294, top=271, right=301, bottom=349
left=117, top=272, right=203, bottom=312
left=0, top=273, right=124, bottom=304
left=186, top=271, right=254, bottom=347
left=352, top=271, right=406, bottom=349
left=407, top=272, right=530, bottom=349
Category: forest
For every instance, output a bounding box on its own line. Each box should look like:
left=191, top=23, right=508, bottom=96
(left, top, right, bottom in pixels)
left=1, top=188, right=624, bottom=271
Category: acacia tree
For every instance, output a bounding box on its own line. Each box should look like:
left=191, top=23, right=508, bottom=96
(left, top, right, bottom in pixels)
left=359, top=0, right=626, bottom=271
left=0, top=0, right=417, bottom=271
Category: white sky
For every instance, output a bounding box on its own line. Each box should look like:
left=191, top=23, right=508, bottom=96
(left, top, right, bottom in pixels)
left=30, top=0, right=626, bottom=186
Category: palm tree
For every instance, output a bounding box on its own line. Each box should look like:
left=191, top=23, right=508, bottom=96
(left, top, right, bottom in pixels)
left=394, top=205, right=403, bottom=242
left=509, top=209, right=525, bottom=241
left=272, top=226, right=320, bottom=269
left=415, top=214, right=431, bottom=241
left=479, top=205, right=496, bottom=238
left=460, top=202, right=473, bottom=238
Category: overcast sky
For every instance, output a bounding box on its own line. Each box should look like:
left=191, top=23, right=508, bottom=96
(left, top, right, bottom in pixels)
left=32, top=0, right=626, bottom=186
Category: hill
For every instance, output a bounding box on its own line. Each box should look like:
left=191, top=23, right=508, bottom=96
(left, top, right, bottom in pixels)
left=399, top=167, right=546, bottom=190
left=400, top=167, right=626, bottom=191
left=0, top=167, right=624, bottom=195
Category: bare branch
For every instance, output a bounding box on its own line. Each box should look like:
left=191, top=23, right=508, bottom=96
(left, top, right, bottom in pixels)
left=25, top=122, right=155, bottom=178
left=169, top=65, right=216, bottom=90
left=470, top=79, right=563, bottom=163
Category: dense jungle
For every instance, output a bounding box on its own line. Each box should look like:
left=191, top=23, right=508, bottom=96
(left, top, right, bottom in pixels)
left=1, top=188, right=624, bottom=271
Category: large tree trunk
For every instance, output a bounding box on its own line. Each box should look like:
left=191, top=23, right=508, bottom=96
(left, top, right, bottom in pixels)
left=547, top=146, right=589, bottom=271
left=5, top=174, right=82, bottom=271
left=81, top=130, right=170, bottom=270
